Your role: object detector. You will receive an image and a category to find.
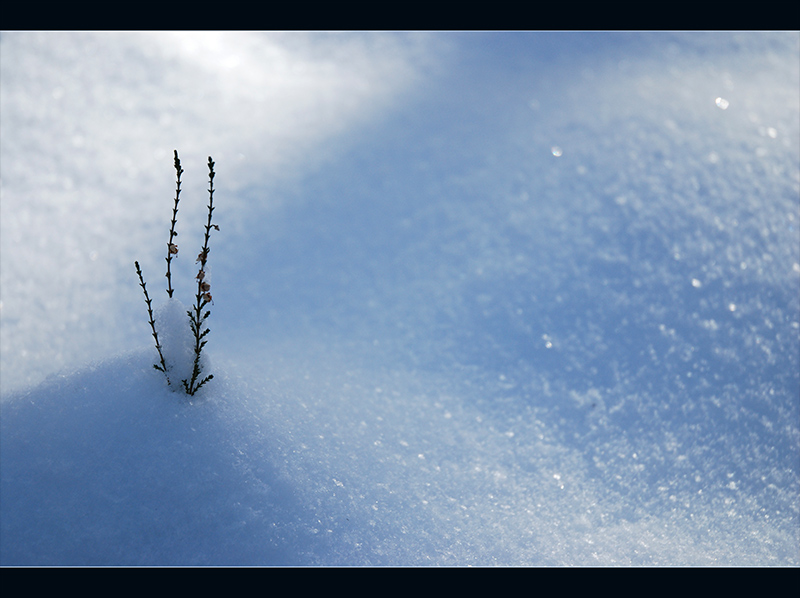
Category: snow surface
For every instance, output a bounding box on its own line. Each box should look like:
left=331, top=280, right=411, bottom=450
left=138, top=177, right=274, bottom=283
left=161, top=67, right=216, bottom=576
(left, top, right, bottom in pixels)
left=1, top=31, right=799, bottom=565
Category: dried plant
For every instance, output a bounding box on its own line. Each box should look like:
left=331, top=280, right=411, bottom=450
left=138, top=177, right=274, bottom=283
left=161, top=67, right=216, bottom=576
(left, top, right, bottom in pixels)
left=183, top=157, right=217, bottom=395
left=134, top=260, right=171, bottom=385
left=135, top=151, right=218, bottom=396
left=165, top=150, right=183, bottom=298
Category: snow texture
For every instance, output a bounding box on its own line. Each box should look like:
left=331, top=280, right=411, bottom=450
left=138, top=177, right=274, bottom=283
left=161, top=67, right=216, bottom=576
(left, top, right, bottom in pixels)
left=154, top=297, right=207, bottom=390
left=1, top=31, right=799, bottom=565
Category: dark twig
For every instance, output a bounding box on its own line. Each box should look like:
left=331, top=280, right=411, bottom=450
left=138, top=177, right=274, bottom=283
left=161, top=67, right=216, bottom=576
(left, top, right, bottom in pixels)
left=182, top=156, right=217, bottom=396
left=135, top=260, right=171, bottom=385
left=165, top=150, right=183, bottom=298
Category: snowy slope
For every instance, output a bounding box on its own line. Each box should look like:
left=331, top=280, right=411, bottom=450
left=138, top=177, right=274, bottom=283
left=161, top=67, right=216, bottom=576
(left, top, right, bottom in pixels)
left=1, top=32, right=798, bottom=565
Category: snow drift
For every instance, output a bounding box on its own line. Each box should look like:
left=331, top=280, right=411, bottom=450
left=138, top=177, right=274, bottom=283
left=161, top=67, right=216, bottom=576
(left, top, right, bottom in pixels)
left=1, top=32, right=798, bottom=565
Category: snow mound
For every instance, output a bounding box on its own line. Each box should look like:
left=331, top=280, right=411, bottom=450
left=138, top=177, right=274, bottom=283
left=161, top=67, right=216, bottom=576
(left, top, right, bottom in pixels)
left=153, top=298, right=210, bottom=391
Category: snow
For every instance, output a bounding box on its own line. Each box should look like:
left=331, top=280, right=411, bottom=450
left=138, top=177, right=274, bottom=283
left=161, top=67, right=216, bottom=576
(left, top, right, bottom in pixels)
left=153, top=297, right=206, bottom=391
left=1, top=31, right=799, bottom=565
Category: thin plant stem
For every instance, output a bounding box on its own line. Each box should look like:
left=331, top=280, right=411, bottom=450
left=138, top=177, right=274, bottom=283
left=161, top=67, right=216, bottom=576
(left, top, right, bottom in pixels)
left=182, top=156, right=216, bottom=395
left=135, top=260, right=171, bottom=385
left=165, top=150, right=183, bottom=298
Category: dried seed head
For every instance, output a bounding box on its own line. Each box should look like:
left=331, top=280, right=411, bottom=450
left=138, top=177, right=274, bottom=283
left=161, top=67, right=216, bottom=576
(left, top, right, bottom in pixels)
left=168, top=243, right=178, bottom=255
left=200, top=281, right=211, bottom=292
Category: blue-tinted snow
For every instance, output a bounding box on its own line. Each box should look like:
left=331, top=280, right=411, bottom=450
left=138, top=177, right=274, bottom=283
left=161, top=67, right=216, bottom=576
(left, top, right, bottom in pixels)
left=1, top=32, right=798, bottom=565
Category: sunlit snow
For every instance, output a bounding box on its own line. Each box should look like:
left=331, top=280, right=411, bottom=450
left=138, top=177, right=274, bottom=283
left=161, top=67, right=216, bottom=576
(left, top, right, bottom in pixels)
left=1, top=31, right=798, bottom=565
